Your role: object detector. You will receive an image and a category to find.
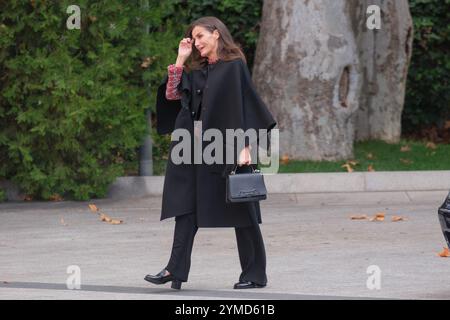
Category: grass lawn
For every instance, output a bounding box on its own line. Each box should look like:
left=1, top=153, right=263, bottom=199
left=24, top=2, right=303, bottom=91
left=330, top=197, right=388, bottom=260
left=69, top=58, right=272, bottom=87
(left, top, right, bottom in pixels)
left=277, top=139, right=450, bottom=173
left=125, top=140, right=450, bottom=176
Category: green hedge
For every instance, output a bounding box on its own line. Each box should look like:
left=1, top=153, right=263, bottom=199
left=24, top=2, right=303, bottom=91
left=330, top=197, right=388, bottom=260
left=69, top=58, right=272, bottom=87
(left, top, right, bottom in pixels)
left=403, top=0, right=450, bottom=133
left=0, top=188, right=5, bottom=202
left=0, top=0, right=182, bottom=200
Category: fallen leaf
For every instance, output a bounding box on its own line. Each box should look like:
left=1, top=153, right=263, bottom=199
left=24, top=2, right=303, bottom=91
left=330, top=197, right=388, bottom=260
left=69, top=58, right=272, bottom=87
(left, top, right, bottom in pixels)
left=90, top=205, right=123, bottom=225
left=350, top=215, right=368, bottom=220
left=99, top=213, right=123, bottom=225
left=391, top=216, right=405, bottom=222
left=60, top=217, right=68, bottom=226
left=100, top=213, right=112, bottom=222
left=50, top=194, right=63, bottom=201
left=88, top=204, right=99, bottom=213
left=400, top=158, right=413, bottom=165
left=342, top=163, right=354, bottom=173
left=370, top=212, right=385, bottom=222
left=280, top=155, right=290, bottom=165
left=438, top=247, right=450, bottom=257
left=426, top=142, right=437, bottom=150
left=400, top=145, right=411, bottom=152
left=367, top=165, right=375, bottom=172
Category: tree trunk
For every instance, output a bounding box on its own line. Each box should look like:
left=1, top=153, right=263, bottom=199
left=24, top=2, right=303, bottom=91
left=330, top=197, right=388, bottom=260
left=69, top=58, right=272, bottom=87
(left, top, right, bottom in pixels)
left=350, top=0, right=413, bottom=143
left=253, top=0, right=413, bottom=160
left=253, top=0, right=361, bottom=161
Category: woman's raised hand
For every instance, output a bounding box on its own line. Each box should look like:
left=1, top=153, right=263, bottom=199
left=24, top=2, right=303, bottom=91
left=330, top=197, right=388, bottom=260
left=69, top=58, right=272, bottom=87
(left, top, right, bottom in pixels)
left=238, top=146, right=252, bottom=166
left=177, top=38, right=193, bottom=62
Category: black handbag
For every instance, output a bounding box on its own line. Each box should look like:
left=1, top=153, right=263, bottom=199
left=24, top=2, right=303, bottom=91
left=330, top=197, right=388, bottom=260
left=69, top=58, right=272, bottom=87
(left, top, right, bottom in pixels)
left=226, top=164, right=267, bottom=203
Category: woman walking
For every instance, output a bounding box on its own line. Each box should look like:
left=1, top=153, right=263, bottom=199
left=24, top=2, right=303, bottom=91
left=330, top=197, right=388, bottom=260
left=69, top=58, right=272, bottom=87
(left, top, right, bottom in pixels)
left=145, top=16, right=276, bottom=290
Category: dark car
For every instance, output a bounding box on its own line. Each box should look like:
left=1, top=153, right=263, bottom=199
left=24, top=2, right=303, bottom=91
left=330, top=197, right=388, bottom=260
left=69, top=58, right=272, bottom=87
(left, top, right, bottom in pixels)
left=438, top=191, right=450, bottom=247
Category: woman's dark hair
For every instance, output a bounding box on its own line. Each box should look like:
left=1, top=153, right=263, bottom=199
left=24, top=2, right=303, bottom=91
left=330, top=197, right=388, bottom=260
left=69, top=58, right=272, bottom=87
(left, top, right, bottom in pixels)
left=184, top=16, right=246, bottom=71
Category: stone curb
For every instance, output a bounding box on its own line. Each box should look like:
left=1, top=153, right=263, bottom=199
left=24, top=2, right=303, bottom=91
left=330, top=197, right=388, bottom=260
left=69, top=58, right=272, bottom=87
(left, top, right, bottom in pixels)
left=105, top=171, right=450, bottom=199
left=2, top=171, right=449, bottom=201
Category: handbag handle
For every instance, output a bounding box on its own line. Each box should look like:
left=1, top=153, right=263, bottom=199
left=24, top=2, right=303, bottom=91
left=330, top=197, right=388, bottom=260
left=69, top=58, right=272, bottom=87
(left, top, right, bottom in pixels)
left=230, top=164, right=260, bottom=175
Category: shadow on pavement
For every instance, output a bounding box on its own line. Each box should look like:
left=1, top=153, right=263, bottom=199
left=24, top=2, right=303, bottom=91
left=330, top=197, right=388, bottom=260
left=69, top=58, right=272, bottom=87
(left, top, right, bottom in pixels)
left=0, top=281, right=365, bottom=300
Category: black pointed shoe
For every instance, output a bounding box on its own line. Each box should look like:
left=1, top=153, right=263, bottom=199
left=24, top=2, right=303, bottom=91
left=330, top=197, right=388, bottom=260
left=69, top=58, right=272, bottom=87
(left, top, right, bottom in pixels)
left=144, top=269, right=182, bottom=290
left=233, top=281, right=266, bottom=289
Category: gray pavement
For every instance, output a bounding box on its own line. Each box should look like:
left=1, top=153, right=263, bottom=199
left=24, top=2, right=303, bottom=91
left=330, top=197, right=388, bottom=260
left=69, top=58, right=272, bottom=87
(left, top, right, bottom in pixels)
left=0, top=190, right=449, bottom=300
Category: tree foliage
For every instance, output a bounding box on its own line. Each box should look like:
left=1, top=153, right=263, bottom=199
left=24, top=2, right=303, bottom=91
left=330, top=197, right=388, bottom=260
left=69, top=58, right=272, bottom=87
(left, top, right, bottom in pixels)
left=403, top=0, right=450, bottom=132
left=0, top=1, right=174, bottom=200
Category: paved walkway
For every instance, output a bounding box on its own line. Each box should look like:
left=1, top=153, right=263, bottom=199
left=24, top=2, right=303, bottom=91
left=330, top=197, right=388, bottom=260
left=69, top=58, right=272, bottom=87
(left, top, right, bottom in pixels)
left=0, top=190, right=449, bottom=299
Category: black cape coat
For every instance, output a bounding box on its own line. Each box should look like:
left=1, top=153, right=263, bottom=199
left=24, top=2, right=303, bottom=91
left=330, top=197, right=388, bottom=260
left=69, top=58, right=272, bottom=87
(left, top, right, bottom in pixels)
left=155, top=58, right=276, bottom=228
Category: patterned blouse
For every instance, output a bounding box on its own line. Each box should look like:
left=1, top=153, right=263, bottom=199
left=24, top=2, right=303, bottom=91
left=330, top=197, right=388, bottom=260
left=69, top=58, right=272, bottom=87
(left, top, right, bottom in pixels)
left=165, top=57, right=219, bottom=100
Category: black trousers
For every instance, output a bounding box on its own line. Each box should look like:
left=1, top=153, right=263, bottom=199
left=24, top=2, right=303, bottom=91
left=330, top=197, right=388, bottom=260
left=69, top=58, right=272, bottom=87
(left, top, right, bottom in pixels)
left=165, top=212, right=267, bottom=285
